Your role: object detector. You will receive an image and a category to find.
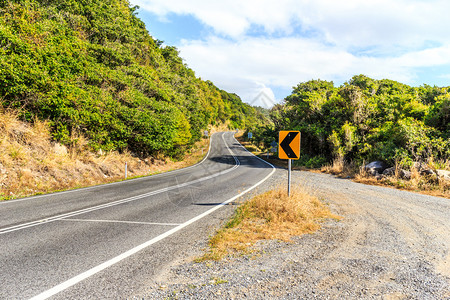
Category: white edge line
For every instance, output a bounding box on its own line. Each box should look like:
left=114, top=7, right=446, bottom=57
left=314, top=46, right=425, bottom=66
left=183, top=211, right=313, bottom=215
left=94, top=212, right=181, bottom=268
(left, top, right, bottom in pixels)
left=29, top=132, right=275, bottom=300
left=61, top=219, right=182, bottom=226
left=231, top=133, right=276, bottom=169
left=1, top=133, right=215, bottom=205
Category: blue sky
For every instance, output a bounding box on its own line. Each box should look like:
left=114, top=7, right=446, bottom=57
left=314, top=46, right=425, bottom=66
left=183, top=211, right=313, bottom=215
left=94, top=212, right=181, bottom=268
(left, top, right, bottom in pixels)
left=132, top=0, right=450, bottom=107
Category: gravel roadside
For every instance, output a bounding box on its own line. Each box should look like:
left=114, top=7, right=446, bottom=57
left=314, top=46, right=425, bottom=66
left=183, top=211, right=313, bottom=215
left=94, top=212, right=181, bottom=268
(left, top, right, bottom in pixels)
left=134, top=168, right=450, bottom=299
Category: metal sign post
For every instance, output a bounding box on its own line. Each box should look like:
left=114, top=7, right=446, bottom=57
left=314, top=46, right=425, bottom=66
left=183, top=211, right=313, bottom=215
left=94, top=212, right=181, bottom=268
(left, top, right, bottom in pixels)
left=278, top=131, right=301, bottom=197
left=288, top=159, right=292, bottom=196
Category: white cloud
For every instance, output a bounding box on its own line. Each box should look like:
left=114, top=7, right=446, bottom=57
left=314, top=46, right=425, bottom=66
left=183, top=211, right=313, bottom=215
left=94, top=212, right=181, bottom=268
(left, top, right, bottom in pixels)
left=178, top=36, right=351, bottom=103
left=133, top=0, right=450, bottom=46
left=179, top=36, right=450, bottom=101
left=393, top=46, right=450, bottom=67
left=132, top=0, right=450, bottom=103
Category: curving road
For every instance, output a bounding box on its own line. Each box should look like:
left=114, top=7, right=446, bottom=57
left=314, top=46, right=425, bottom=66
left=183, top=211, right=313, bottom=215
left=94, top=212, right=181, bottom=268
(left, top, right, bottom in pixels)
left=0, top=132, right=275, bottom=299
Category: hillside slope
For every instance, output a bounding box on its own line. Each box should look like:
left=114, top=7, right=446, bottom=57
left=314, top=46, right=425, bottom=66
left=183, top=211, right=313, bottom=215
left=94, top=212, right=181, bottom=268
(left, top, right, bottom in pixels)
left=0, top=0, right=267, bottom=159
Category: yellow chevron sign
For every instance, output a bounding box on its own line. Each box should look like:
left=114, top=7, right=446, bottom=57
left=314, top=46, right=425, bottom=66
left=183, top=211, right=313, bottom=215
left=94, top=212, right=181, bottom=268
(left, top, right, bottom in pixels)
left=279, top=131, right=300, bottom=160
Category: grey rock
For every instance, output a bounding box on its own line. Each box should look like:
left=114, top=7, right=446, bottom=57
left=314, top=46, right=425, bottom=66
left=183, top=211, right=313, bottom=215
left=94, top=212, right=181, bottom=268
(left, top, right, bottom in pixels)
left=365, top=161, right=388, bottom=176
left=420, top=169, right=436, bottom=176
left=436, top=169, right=450, bottom=181
left=383, top=167, right=412, bottom=180
left=382, top=167, right=396, bottom=176
left=400, top=170, right=412, bottom=180
left=413, top=162, right=430, bottom=171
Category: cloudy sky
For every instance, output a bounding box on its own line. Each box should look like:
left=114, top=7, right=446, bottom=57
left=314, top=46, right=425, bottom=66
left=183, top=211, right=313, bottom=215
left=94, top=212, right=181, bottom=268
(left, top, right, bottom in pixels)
left=131, top=0, right=450, bottom=107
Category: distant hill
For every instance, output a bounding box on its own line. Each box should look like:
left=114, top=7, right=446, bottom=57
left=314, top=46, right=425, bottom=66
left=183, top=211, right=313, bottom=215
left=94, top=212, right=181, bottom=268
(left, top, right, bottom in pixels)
left=0, top=0, right=268, bottom=158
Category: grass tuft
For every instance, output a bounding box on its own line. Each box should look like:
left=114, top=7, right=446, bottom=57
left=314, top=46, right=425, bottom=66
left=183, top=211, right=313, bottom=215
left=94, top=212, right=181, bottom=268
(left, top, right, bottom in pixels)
left=198, top=187, right=340, bottom=261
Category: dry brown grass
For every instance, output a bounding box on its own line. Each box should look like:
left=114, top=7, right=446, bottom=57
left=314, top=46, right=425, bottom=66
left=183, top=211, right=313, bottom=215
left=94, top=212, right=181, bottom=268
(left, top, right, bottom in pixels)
left=353, top=163, right=449, bottom=199
left=319, top=156, right=450, bottom=198
left=320, top=157, right=361, bottom=178
left=198, top=187, right=340, bottom=261
left=0, top=110, right=210, bottom=201
left=353, top=176, right=449, bottom=198
left=321, top=157, right=344, bottom=175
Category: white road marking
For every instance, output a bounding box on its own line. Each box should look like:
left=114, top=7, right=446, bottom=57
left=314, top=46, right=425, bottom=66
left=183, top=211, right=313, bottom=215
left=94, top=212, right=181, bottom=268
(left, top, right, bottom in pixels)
left=30, top=132, right=275, bottom=300
left=231, top=134, right=276, bottom=168
left=61, top=219, right=181, bottom=226
left=0, top=134, right=237, bottom=235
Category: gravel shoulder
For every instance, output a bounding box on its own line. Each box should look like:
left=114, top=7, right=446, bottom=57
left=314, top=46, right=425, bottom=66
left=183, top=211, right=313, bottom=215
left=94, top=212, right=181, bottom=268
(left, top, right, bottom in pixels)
left=134, top=168, right=450, bottom=299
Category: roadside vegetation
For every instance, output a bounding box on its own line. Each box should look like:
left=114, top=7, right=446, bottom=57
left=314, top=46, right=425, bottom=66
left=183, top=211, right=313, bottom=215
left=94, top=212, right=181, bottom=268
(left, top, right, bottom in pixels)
left=198, top=187, right=340, bottom=261
left=0, top=109, right=212, bottom=200
left=244, top=75, right=449, bottom=198
left=320, top=158, right=450, bottom=198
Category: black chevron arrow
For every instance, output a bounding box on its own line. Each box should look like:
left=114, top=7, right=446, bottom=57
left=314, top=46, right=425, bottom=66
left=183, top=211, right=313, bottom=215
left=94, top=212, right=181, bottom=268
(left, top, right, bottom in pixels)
left=280, top=132, right=299, bottom=159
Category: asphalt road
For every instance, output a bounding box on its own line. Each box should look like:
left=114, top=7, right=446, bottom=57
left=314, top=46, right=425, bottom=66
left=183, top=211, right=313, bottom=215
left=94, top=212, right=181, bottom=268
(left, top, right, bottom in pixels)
left=0, top=132, right=275, bottom=299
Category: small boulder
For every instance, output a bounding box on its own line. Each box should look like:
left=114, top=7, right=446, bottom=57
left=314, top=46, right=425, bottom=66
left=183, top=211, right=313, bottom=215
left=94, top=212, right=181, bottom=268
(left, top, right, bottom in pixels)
left=381, top=167, right=412, bottom=180
left=382, top=167, right=411, bottom=180
left=364, top=161, right=388, bottom=176
left=436, top=170, right=450, bottom=181
left=400, top=170, right=411, bottom=180
left=382, top=167, right=396, bottom=176
left=420, top=169, right=436, bottom=176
